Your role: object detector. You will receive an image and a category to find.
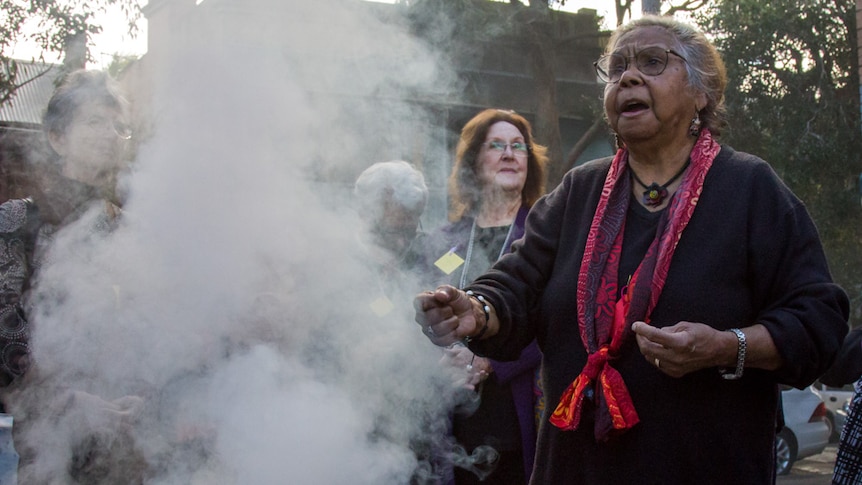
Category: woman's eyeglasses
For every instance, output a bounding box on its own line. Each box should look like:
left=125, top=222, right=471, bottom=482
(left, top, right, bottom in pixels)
left=594, top=47, right=687, bottom=84
left=484, top=140, right=528, bottom=156
left=82, top=116, right=133, bottom=140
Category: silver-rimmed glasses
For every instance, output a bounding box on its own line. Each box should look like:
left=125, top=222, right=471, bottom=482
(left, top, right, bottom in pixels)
left=594, top=47, right=687, bottom=84
left=82, top=116, right=133, bottom=140
left=483, top=140, right=528, bottom=156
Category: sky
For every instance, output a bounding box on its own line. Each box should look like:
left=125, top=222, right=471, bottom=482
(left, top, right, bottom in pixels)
left=10, top=2, right=148, bottom=69
left=12, top=0, right=634, bottom=69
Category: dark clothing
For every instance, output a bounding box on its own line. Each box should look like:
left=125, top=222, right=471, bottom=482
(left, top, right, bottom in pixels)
left=0, top=176, right=127, bottom=484
left=424, top=208, right=528, bottom=290
left=453, top=448, right=524, bottom=485
left=0, top=175, right=111, bottom=388
left=833, top=379, right=862, bottom=485
left=820, top=327, right=862, bottom=484
left=0, top=199, right=40, bottom=386
left=617, top=202, right=662, bottom=290
left=821, top=327, right=862, bottom=388
left=467, top=146, right=849, bottom=484
left=424, top=207, right=541, bottom=484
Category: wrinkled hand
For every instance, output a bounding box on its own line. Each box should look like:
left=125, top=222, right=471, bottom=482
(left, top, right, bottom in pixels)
left=440, top=344, right=491, bottom=391
left=632, top=320, right=725, bottom=378
left=414, top=285, right=480, bottom=347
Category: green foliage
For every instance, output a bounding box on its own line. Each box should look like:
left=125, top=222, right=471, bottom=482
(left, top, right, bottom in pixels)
left=407, top=0, right=528, bottom=47
left=106, top=54, right=137, bottom=77
left=695, top=0, right=862, bottom=322
left=0, top=0, right=141, bottom=103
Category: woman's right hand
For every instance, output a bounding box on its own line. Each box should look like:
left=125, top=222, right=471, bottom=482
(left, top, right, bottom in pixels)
left=414, top=285, right=479, bottom=347
left=441, top=344, right=490, bottom=391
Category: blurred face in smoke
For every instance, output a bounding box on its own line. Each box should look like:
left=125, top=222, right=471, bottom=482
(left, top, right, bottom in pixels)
left=369, top=195, right=422, bottom=259
left=15, top=4, right=464, bottom=484
left=48, top=102, right=129, bottom=190
left=476, top=121, right=528, bottom=195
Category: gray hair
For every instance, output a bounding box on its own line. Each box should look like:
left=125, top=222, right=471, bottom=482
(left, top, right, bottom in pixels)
left=43, top=69, right=129, bottom=137
left=354, top=160, right=428, bottom=218
left=606, top=15, right=728, bottom=136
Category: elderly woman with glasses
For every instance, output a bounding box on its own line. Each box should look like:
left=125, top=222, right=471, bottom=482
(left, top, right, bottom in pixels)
left=0, top=69, right=143, bottom=484
left=414, top=16, right=848, bottom=484
left=421, top=108, right=548, bottom=485
left=0, top=69, right=132, bottom=386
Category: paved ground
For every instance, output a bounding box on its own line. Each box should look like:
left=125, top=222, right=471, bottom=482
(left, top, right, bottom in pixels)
left=777, top=444, right=836, bottom=484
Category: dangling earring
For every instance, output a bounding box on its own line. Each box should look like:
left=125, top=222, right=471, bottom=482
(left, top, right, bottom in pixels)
left=689, top=111, right=702, bottom=137
left=614, top=133, right=625, bottom=150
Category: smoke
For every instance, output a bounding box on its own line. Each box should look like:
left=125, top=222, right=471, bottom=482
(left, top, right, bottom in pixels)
left=13, top=1, right=473, bottom=483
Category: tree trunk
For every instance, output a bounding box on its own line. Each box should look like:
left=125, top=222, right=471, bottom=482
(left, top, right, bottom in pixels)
left=642, top=0, right=661, bottom=15
left=615, top=0, right=635, bottom=26
left=565, top=119, right=607, bottom=169
left=527, top=26, right=564, bottom=190
left=63, top=31, right=87, bottom=72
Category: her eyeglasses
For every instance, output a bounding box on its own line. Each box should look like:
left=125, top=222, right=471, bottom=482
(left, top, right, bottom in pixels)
left=484, top=140, right=529, bottom=156
left=594, top=47, right=687, bottom=84
left=82, top=116, right=133, bottom=140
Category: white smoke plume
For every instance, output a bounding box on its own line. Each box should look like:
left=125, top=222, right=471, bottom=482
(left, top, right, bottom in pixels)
left=14, top=0, right=472, bottom=483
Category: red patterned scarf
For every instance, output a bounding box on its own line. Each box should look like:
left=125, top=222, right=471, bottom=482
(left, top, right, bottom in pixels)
left=549, top=130, right=720, bottom=441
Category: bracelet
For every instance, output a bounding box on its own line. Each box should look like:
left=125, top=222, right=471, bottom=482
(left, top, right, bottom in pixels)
left=719, top=328, right=746, bottom=380
left=464, top=290, right=490, bottom=343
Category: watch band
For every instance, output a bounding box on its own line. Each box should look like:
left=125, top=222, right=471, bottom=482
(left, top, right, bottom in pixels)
left=719, top=328, right=746, bottom=380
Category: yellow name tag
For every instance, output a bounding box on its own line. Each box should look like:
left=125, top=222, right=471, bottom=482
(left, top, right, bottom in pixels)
left=369, top=296, right=394, bottom=317
left=434, top=251, right=464, bottom=275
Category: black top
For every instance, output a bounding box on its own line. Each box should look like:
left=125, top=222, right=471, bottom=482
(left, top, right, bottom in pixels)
left=821, top=326, right=862, bottom=387
left=421, top=208, right=542, bottom=479
left=617, top=201, right=662, bottom=297
left=449, top=224, right=522, bottom=451
left=467, top=146, right=850, bottom=484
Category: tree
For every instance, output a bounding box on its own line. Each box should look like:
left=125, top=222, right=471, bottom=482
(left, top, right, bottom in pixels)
left=613, top=0, right=636, bottom=25
left=0, top=0, right=141, bottom=106
left=662, top=0, right=710, bottom=16
left=694, top=0, right=862, bottom=323
left=408, top=0, right=604, bottom=189
left=605, top=0, right=712, bottom=28
left=642, top=0, right=661, bottom=14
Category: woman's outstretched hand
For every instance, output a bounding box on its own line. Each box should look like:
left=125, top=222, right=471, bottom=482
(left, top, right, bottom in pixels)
left=414, top=285, right=479, bottom=347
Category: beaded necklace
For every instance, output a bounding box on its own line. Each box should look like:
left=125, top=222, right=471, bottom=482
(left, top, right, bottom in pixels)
left=458, top=219, right=515, bottom=288
left=630, top=158, right=691, bottom=207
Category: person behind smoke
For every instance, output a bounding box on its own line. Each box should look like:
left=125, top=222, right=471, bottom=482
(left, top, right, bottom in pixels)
left=820, top=326, right=862, bottom=484
left=420, top=109, right=547, bottom=485
left=352, top=158, right=429, bottom=342
left=354, top=159, right=429, bottom=281
left=353, top=161, right=459, bottom=484
left=0, top=69, right=145, bottom=484
left=414, top=15, right=849, bottom=484
left=0, top=69, right=131, bottom=387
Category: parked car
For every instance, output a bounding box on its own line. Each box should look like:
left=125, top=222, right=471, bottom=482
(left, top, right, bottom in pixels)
left=812, top=380, right=855, bottom=442
left=776, top=386, right=831, bottom=476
